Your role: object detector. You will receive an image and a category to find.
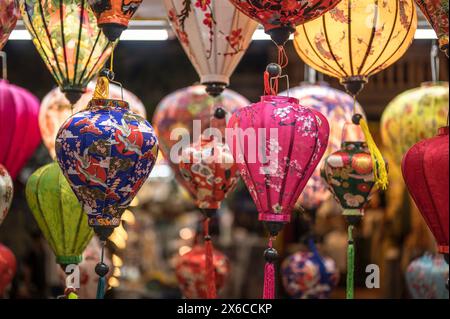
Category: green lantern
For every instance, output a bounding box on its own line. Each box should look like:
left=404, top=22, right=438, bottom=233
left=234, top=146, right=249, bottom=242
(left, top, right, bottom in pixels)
left=26, top=162, right=93, bottom=266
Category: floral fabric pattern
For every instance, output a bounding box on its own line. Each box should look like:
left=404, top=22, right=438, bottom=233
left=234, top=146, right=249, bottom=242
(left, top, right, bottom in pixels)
left=0, top=165, right=13, bottom=227
left=88, top=0, right=142, bottom=27
left=56, top=99, right=158, bottom=228
left=415, top=0, right=449, bottom=53
left=0, top=0, right=19, bottom=50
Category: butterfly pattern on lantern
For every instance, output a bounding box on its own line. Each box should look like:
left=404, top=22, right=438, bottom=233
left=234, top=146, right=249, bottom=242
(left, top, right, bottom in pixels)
left=56, top=99, right=158, bottom=228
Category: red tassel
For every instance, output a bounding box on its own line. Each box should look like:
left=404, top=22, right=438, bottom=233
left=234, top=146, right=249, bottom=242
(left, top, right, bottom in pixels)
left=262, top=238, right=276, bottom=299
left=204, top=218, right=216, bottom=299
left=264, top=71, right=271, bottom=95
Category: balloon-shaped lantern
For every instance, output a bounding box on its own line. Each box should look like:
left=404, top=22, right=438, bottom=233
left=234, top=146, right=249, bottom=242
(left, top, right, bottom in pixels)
left=0, top=165, right=13, bottom=227
left=280, top=82, right=365, bottom=210
left=227, top=95, right=330, bottom=298
left=88, top=0, right=143, bottom=41
left=175, top=245, right=230, bottom=299
left=178, top=134, right=239, bottom=298
left=405, top=253, right=449, bottom=299
left=0, top=0, right=19, bottom=49
left=281, top=241, right=339, bottom=299
left=402, top=127, right=449, bottom=261
left=19, top=0, right=114, bottom=104
left=0, top=80, right=41, bottom=180
left=321, top=122, right=378, bottom=299
left=415, top=0, right=449, bottom=56
left=40, top=82, right=147, bottom=159
left=153, top=85, right=248, bottom=183
left=164, top=0, right=258, bottom=96
left=26, top=162, right=94, bottom=298
left=229, top=0, right=341, bottom=46
left=381, top=82, right=449, bottom=167
left=0, top=243, right=16, bottom=298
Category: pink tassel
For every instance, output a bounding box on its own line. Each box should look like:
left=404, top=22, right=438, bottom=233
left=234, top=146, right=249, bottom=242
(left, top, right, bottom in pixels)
left=262, top=237, right=276, bottom=299
left=204, top=218, right=216, bottom=299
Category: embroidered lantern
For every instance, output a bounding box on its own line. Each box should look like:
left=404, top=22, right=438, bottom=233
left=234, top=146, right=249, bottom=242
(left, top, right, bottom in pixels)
left=0, top=165, right=13, bottom=227
left=163, top=0, right=258, bottom=96
left=227, top=95, right=330, bottom=298
left=0, top=80, right=41, bottom=180
left=0, top=243, right=16, bottom=298
left=19, top=0, right=114, bottom=104
left=402, top=127, right=449, bottom=258
left=88, top=0, right=143, bottom=41
left=0, top=0, right=19, bottom=49
left=174, top=244, right=230, bottom=299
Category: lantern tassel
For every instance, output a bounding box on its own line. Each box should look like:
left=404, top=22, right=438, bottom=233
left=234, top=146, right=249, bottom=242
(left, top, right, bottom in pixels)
left=204, top=218, right=216, bottom=299
left=263, top=237, right=277, bottom=299
left=95, top=243, right=109, bottom=299
left=346, top=225, right=355, bottom=299
left=359, top=118, right=389, bottom=190
left=96, top=276, right=106, bottom=299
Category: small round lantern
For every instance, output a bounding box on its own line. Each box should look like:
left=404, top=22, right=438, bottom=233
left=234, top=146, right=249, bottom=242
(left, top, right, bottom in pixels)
left=0, top=164, right=13, bottom=227
left=0, top=243, right=16, bottom=298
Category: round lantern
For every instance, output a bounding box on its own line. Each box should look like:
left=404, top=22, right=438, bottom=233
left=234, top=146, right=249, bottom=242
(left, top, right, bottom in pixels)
left=415, top=0, right=449, bottom=56
left=402, top=127, right=449, bottom=257
left=294, top=0, right=417, bottom=96
left=227, top=95, right=330, bottom=298
left=0, top=80, right=41, bottom=180
left=0, top=243, right=16, bottom=297
left=280, top=83, right=365, bottom=210
left=55, top=98, right=159, bottom=240
left=0, top=0, right=19, bottom=49
left=88, top=0, right=143, bottom=41
left=405, top=253, right=449, bottom=299
left=0, top=164, right=13, bottom=227
left=281, top=244, right=339, bottom=299
left=164, top=0, right=258, bottom=96
left=381, top=82, right=449, bottom=167
left=19, top=0, right=114, bottom=104
left=174, top=245, right=230, bottom=299
left=40, top=82, right=147, bottom=159
left=229, top=0, right=341, bottom=46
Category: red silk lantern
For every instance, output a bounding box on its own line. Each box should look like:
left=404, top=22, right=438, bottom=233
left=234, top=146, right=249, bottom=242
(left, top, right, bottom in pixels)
left=402, top=127, right=449, bottom=257
left=0, top=243, right=16, bottom=297
left=227, top=95, right=329, bottom=298
left=0, top=80, right=41, bottom=179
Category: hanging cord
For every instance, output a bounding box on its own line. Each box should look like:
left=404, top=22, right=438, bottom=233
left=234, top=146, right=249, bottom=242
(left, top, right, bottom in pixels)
left=431, top=40, right=439, bottom=83
left=346, top=225, right=355, bottom=299
left=204, top=217, right=216, bottom=299
left=352, top=97, right=389, bottom=190
left=95, top=241, right=109, bottom=299
left=264, top=46, right=290, bottom=96
left=263, top=236, right=277, bottom=299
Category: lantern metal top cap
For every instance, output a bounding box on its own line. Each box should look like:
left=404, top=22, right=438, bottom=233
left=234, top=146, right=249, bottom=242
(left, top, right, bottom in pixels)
left=261, top=95, right=299, bottom=105
left=88, top=98, right=130, bottom=110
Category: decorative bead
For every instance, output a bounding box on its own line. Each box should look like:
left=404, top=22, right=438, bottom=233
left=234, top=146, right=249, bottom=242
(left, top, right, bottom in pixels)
left=352, top=113, right=363, bottom=125
left=214, top=107, right=227, bottom=119
left=95, top=262, right=109, bottom=277
left=266, top=63, right=282, bottom=77
left=204, top=235, right=212, bottom=241
left=99, top=68, right=115, bottom=81
left=264, top=247, right=278, bottom=262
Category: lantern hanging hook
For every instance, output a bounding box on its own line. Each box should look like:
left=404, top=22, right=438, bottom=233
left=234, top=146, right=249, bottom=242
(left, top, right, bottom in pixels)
left=0, top=51, right=7, bottom=81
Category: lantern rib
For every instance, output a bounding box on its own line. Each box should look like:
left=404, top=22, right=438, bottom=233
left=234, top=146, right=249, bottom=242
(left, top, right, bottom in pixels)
left=73, top=0, right=86, bottom=88
left=37, top=0, right=66, bottom=88
left=57, top=170, right=67, bottom=255
left=363, top=0, right=399, bottom=76
left=191, top=3, right=211, bottom=76
left=299, top=24, right=343, bottom=78
left=22, top=2, right=63, bottom=86
left=77, top=32, right=102, bottom=86
left=347, top=0, right=354, bottom=76
left=70, top=202, right=84, bottom=254
left=367, top=1, right=416, bottom=77
left=212, top=0, right=218, bottom=76
left=60, top=0, right=70, bottom=83
left=277, top=118, right=296, bottom=211
left=322, top=17, right=349, bottom=77
left=358, top=0, right=379, bottom=75
left=261, top=107, right=273, bottom=214
left=220, top=9, right=237, bottom=81
left=101, top=109, right=116, bottom=221
left=84, top=40, right=112, bottom=86
left=2, top=88, right=17, bottom=166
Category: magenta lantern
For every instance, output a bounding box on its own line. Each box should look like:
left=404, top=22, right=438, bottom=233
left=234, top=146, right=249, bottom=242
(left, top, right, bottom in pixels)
left=227, top=95, right=329, bottom=298
left=0, top=80, right=41, bottom=179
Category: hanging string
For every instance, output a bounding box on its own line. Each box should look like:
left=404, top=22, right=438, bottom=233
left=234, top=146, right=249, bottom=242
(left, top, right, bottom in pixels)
left=346, top=225, right=355, bottom=299
left=263, top=236, right=277, bottom=299
left=95, top=242, right=108, bottom=299
left=431, top=40, right=439, bottom=83
left=204, top=217, right=216, bottom=299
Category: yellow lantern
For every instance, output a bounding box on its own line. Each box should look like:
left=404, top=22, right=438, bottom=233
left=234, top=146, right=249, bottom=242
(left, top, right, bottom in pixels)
left=294, top=0, right=417, bottom=96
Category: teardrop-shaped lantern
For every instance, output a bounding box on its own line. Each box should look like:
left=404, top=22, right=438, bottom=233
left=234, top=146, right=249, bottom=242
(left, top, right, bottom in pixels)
left=0, top=164, right=13, bottom=228
left=227, top=95, right=330, bottom=298
left=0, top=80, right=41, bottom=180
left=0, top=0, right=19, bottom=49
left=0, top=243, right=16, bottom=298
left=88, top=0, right=143, bottom=42
left=163, top=0, right=258, bottom=96
left=402, top=127, right=449, bottom=257
left=229, top=0, right=342, bottom=46
left=19, top=0, right=114, bottom=104
left=25, top=162, right=94, bottom=266
left=55, top=98, right=159, bottom=240
left=415, top=0, right=449, bottom=56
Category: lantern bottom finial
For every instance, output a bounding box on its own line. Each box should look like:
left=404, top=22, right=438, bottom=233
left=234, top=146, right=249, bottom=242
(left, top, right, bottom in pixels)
left=264, top=221, right=285, bottom=236
left=266, top=26, right=295, bottom=47
left=341, top=76, right=368, bottom=97
left=101, top=24, right=126, bottom=42
left=63, top=90, right=83, bottom=105
left=94, top=226, right=114, bottom=241
left=205, top=82, right=226, bottom=97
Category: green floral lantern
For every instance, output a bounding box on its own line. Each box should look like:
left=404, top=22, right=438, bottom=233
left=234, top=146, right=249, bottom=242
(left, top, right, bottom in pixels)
left=26, top=162, right=93, bottom=267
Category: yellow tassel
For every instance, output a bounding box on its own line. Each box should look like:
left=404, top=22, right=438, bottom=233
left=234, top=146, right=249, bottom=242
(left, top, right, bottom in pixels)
left=68, top=292, right=78, bottom=299
left=93, top=76, right=109, bottom=99
left=359, top=118, right=389, bottom=190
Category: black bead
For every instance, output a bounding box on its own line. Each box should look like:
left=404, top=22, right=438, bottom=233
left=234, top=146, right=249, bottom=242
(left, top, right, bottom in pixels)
left=99, top=68, right=115, bottom=81
left=95, top=262, right=109, bottom=277
left=266, top=63, right=282, bottom=77
left=204, top=235, right=212, bottom=241
left=264, top=247, right=278, bottom=262
left=214, top=107, right=226, bottom=119
left=352, top=113, right=363, bottom=125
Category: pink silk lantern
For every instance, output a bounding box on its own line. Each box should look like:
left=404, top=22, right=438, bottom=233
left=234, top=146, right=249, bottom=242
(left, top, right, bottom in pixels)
left=0, top=80, right=41, bottom=179
left=402, top=127, right=449, bottom=257
left=227, top=95, right=330, bottom=299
